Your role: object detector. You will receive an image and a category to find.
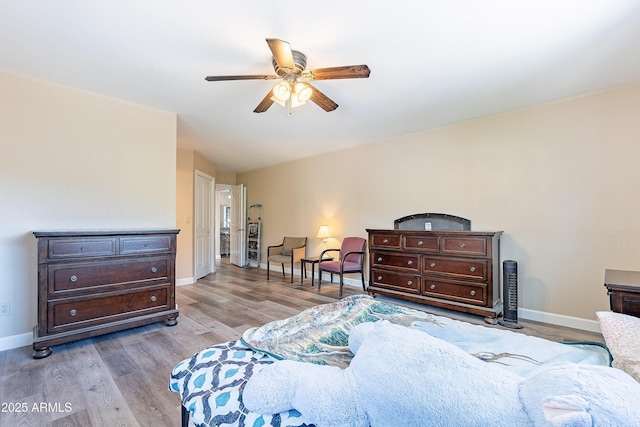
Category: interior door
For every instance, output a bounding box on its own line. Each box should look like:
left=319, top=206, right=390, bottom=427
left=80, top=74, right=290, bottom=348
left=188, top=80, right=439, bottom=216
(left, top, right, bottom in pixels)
left=230, top=184, right=246, bottom=267
left=195, top=171, right=215, bottom=279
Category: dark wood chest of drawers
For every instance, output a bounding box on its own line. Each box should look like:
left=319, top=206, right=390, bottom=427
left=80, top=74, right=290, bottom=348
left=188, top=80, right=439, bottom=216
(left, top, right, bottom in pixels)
left=604, top=269, right=640, bottom=317
left=32, top=229, right=180, bottom=359
left=366, top=229, right=503, bottom=317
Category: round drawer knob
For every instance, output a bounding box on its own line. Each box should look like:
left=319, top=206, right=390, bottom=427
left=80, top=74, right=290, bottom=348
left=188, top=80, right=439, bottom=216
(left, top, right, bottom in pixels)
left=70, top=275, right=78, bottom=282
left=430, top=284, right=436, bottom=290
left=470, top=290, right=476, bottom=296
left=383, top=239, right=389, bottom=244
left=151, top=267, right=158, bottom=273
left=407, top=260, right=413, bottom=265
left=150, top=295, right=157, bottom=302
left=460, top=243, right=466, bottom=248
left=377, top=257, right=383, bottom=262
left=430, top=263, right=436, bottom=268
left=69, top=309, right=77, bottom=316
left=469, top=267, right=476, bottom=272
left=417, top=241, right=424, bottom=246
left=80, top=246, right=86, bottom=251
left=144, top=242, right=150, bottom=247
left=377, top=276, right=382, bottom=281
left=407, top=280, right=413, bottom=286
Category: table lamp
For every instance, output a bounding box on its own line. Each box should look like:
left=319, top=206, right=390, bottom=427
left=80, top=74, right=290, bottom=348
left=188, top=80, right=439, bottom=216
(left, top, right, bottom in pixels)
left=316, top=225, right=332, bottom=253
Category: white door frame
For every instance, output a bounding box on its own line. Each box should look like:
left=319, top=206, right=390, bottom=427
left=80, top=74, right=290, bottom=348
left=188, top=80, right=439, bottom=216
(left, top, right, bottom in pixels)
left=230, top=184, right=247, bottom=267
left=194, top=170, right=215, bottom=279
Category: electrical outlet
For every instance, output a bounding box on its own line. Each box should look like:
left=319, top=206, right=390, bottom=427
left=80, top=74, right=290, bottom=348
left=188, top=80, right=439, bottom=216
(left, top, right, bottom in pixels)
left=0, top=302, right=10, bottom=316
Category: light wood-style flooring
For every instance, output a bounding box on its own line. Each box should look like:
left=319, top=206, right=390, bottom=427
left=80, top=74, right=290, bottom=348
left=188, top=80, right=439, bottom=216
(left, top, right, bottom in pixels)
left=0, top=260, right=603, bottom=427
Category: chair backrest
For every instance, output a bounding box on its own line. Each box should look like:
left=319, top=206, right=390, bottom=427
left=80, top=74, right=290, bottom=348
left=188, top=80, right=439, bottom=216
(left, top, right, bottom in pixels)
left=282, top=236, right=306, bottom=255
left=340, top=237, right=366, bottom=264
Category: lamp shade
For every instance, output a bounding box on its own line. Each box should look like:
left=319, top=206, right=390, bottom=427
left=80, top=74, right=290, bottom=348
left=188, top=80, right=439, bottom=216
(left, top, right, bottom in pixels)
left=294, top=82, right=312, bottom=103
left=272, top=81, right=291, bottom=101
left=316, top=225, right=332, bottom=239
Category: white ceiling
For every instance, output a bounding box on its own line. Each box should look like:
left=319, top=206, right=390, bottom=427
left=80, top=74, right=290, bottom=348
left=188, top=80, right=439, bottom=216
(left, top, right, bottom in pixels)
left=2, top=1, right=640, bottom=172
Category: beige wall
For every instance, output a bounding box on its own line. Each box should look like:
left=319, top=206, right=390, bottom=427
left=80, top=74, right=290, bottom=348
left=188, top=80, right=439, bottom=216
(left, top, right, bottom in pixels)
left=0, top=69, right=177, bottom=348
left=176, top=147, right=196, bottom=283
left=238, top=82, right=640, bottom=326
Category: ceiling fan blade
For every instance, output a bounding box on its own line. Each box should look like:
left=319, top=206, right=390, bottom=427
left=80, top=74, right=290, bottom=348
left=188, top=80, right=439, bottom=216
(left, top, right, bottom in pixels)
left=302, top=82, right=338, bottom=112
left=266, top=38, right=295, bottom=72
left=205, top=74, right=278, bottom=82
left=303, top=65, right=371, bottom=80
left=253, top=91, right=275, bottom=113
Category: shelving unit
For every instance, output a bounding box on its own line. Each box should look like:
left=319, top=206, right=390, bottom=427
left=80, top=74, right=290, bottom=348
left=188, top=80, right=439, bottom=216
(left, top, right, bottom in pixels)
left=246, top=204, right=262, bottom=268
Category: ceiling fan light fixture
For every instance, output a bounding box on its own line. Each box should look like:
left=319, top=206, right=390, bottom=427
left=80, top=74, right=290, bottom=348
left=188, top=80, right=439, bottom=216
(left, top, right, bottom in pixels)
left=294, top=83, right=312, bottom=103
left=272, top=81, right=291, bottom=101
left=290, top=94, right=307, bottom=109
left=270, top=96, right=287, bottom=107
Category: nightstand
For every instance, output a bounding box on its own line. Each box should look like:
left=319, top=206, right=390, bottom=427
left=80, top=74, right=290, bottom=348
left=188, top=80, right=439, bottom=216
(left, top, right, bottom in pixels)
left=604, top=269, right=640, bottom=317
left=301, top=256, right=333, bottom=286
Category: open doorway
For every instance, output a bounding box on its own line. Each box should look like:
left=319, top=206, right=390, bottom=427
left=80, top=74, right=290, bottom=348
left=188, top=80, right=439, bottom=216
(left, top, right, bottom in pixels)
left=217, top=187, right=231, bottom=260
left=215, top=184, right=246, bottom=266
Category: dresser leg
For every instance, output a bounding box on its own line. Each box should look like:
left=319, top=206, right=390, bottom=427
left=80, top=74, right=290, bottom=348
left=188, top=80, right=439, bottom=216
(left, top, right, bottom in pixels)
left=32, top=345, right=52, bottom=359
left=165, top=316, right=178, bottom=326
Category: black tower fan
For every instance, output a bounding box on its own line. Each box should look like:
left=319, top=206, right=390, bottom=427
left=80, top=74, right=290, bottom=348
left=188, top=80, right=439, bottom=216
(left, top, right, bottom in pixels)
left=498, top=260, right=523, bottom=329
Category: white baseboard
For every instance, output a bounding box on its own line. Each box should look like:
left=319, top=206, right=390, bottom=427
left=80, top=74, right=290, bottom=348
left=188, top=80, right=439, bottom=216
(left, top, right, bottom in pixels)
left=176, top=277, right=196, bottom=286
left=519, top=308, right=601, bottom=333
left=0, top=332, right=32, bottom=352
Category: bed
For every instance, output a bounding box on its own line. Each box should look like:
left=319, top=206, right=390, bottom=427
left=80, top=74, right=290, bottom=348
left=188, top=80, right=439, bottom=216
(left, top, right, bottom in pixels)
left=167, top=294, right=640, bottom=427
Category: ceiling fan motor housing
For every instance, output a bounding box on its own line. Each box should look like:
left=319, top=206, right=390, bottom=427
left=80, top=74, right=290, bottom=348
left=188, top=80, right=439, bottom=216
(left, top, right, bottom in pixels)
left=272, top=50, right=307, bottom=77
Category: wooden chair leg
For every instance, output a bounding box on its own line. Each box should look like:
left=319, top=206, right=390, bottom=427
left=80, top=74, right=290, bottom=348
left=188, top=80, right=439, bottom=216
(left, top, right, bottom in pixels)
left=360, top=270, right=366, bottom=291
left=339, top=273, right=344, bottom=297
left=281, top=263, right=285, bottom=277
left=290, top=262, right=294, bottom=283
left=267, top=262, right=270, bottom=280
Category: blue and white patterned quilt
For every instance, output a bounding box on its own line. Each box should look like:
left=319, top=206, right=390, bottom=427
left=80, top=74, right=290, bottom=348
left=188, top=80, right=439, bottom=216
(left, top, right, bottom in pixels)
left=170, top=340, right=315, bottom=427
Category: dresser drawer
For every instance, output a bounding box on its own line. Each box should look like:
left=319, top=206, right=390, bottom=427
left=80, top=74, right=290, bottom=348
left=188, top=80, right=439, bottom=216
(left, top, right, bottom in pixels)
left=422, top=278, right=487, bottom=305
left=120, top=235, right=173, bottom=254
left=371, top=252, right=420, bottom=271
left=370, top=234, right=401, bottom=249
left=422, top=256, right=487, bottom=281
left=371, top=269, right=420, bottom=294
left=403, top=235, right=439, bottom=252
left=441, top=236, right=487, bottom=256
left=47, top=238, right=117, bottom=259
left=48, top=256, right=170, bottom=297
left=48, top=286, right=169, bottom=333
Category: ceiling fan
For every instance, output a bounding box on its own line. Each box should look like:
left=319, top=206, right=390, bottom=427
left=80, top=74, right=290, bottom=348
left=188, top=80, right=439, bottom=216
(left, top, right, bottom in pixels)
left=205, top=38, right=371, bottom=114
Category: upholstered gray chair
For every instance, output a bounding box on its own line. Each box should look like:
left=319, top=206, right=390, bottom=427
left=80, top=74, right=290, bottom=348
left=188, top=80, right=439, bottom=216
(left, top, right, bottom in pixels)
left=267, top=237, right=307, bottom=282
left=318, top=237, right=366, bottom=297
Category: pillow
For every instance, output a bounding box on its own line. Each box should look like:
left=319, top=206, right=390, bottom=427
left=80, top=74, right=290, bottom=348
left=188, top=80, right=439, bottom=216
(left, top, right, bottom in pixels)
left=597, top=311, right=640, bottom=382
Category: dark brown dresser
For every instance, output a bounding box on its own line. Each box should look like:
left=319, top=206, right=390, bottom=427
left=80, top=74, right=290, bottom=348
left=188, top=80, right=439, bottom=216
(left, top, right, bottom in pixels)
left=366, top=229, right=503, bottom=318
left=604, top=269, right=640, bottom=317
left=32, top=229, right=180, bottom=359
